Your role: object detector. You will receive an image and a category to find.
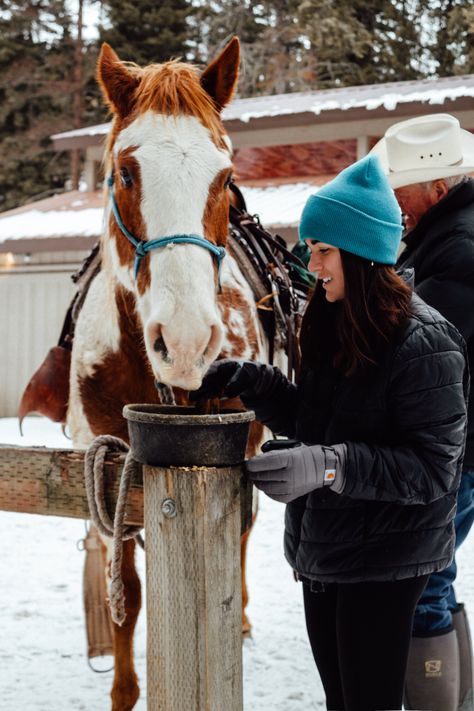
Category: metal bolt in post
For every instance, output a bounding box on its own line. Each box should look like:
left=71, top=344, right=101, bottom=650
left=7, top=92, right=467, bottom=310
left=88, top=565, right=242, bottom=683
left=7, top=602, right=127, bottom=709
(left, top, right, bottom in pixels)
left=161, top=498, right=176, bottom=518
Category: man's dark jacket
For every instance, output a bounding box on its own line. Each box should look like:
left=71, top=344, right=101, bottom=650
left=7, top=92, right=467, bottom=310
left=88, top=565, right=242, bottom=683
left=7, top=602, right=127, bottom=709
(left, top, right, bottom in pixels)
left=244, top=296, right=468, bottom=583
left=397, top=178, right=474, bottom=468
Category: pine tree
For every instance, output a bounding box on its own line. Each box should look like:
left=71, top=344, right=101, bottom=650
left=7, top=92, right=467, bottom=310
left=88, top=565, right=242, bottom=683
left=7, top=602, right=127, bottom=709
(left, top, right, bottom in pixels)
left=297, top=0, right=429, bottom=88
left=0, top=0, right=77, bottom=210
left=375, top=0, right=432, bottom=81
left=450, top=3, right=474, bottom=74
left=192, top=0, right=264, bottom=94
left=429, top=0, right=474, bottom=76
left=248, top=0, right=311, bottom=95
left=195, top=0, right=309, bottom=96
left=99, top=0, right=195, bottom=65
left=197, top=0, right=430, bottom=96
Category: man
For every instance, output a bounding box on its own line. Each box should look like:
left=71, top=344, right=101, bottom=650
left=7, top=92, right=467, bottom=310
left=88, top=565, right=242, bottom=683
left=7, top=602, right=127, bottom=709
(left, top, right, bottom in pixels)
left=372, top=113, right=474, bottom=711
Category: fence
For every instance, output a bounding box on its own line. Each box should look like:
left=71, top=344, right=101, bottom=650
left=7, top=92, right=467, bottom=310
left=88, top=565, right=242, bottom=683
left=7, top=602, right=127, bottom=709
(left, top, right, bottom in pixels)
left=0, top=442, right=252, bottom=710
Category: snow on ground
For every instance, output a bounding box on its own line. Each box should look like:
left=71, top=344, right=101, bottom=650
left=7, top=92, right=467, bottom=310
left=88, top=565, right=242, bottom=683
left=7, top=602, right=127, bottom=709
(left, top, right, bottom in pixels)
left=0, top=417, right=473, bottom=710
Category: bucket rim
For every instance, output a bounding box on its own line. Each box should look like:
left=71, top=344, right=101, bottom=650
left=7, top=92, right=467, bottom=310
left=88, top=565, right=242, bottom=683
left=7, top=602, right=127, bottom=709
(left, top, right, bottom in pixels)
left=122, top=403, right=255, bottom=426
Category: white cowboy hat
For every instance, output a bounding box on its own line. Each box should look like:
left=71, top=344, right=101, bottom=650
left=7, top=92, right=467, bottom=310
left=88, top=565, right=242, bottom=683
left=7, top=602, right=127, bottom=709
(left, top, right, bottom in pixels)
left=370, top=113, right=474, bottom=189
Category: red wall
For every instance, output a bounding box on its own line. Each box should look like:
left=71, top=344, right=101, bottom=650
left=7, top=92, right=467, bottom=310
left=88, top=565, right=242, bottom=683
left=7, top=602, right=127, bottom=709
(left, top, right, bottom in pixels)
left=234, top=140, right=357, bottom=181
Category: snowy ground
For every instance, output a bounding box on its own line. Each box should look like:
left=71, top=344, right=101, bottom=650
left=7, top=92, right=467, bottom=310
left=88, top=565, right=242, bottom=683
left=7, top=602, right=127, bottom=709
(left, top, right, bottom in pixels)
left=0, top=417, right=473, bottom=710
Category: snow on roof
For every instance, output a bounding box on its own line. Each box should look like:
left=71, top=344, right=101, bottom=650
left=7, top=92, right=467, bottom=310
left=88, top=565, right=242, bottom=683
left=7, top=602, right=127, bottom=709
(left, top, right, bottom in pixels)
left=51, top=74, right=474, bottom=141
left=229, top=76, right=474, bottom=123
left=0, top=190, right=105, bottom=246
left=51, top=122, right=109, bottom=140
left=0, top=208, right=104, bottom=242
left=240, top=182, right=318, bottom=227
left=0, top=182, right=319, bottom=247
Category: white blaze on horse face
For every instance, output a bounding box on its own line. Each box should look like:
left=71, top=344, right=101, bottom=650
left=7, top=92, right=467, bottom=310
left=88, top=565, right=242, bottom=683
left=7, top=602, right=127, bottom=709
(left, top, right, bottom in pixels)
left=114, top=111, right=231, bottom=389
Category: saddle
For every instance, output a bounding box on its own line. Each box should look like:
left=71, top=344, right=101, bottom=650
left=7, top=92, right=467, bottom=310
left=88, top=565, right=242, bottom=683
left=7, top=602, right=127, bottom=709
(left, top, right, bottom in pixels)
left=18, top=182, right=313, bottom=424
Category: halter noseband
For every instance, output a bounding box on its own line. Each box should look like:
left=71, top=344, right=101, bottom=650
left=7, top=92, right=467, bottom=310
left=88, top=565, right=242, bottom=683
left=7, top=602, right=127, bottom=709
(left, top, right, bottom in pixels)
left=107, top=173, right=226, bottom=280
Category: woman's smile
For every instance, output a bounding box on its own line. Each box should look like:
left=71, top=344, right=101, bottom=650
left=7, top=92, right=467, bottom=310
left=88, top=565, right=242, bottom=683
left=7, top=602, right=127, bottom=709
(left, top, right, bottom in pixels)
left=306, top=240, right=345, bottom=301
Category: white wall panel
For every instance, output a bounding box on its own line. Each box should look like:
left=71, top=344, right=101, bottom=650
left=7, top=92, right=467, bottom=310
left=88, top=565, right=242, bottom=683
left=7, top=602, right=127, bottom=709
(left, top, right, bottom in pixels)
left=0, top=270, right=76, bottom=417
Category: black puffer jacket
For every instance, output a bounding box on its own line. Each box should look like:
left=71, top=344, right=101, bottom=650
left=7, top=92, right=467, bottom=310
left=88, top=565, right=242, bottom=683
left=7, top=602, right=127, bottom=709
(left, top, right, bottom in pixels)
left=244, top=296, right=468, bottom=583
left=397, top=178, right=474, bottom=467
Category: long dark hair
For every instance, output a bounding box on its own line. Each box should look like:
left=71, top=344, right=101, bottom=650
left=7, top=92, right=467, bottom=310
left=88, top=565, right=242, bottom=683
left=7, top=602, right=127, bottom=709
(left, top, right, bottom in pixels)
left=299, top=249, right=412, bottom=377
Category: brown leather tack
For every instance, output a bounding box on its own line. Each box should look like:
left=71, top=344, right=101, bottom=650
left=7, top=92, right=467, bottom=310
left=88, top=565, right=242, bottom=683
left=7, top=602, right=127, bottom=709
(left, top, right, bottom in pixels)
left=18, top=346, right=71, bottom=427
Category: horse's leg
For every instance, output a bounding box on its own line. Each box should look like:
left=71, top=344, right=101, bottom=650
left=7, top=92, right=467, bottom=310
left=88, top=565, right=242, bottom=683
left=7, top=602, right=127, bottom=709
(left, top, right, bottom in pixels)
left=241, top=513, right=257, bottom=637
left=241, top=420, right=265, bottom=636
left=110, top=539, right=142, bottom=711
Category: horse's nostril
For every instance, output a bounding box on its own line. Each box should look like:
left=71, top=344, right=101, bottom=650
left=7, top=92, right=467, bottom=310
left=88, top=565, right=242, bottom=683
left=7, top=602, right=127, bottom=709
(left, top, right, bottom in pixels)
left=154, top=335, right=173, bottom=364
left=154, top=336, right=167, bottom=356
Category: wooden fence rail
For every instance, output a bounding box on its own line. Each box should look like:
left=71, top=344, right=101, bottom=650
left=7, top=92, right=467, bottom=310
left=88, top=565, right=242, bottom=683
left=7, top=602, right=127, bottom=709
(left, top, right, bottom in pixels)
left=0, top=445, right=253, bottom=534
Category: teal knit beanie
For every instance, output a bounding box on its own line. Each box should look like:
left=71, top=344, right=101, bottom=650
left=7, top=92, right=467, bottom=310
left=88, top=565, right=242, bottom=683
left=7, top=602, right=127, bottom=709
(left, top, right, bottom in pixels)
left=298, top=155, right=402, bottom=264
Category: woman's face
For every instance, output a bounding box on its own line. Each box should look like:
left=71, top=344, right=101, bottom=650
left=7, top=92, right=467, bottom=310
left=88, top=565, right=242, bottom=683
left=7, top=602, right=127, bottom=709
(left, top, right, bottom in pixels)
left=306, top=241, right=345, bottom=302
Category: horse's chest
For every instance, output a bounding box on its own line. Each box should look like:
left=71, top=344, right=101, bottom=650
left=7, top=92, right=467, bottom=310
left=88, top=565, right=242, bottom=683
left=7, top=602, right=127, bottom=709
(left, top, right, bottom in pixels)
left=72, top=275, right=158, bottom=439
left=78, top=350, right=158, bottom=439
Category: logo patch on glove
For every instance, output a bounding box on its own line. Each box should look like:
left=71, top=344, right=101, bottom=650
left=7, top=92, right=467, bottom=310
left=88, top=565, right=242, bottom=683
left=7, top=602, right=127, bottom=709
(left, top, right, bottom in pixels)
left=324, top=468, right=336, bottom=484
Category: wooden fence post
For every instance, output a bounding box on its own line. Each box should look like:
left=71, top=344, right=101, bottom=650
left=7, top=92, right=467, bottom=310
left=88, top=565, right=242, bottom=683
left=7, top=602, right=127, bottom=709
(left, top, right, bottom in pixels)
left=144, top=463, right=243, bottom=711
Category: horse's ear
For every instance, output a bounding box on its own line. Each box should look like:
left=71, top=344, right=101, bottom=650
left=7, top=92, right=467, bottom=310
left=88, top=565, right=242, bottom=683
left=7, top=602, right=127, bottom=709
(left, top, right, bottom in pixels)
left=200, top=36, right=240, bottom=112
left=97, top=43, right=139, bottom=118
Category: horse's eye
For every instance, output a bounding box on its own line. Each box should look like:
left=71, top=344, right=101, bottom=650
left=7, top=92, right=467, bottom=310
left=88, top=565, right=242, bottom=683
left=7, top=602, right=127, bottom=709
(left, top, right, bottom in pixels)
left=119, top=167, right=133, bottom=188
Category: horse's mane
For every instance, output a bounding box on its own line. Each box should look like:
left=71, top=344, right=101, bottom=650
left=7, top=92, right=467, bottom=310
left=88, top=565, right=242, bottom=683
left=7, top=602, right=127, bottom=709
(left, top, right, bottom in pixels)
left=105, top=60, right=226, bottom=159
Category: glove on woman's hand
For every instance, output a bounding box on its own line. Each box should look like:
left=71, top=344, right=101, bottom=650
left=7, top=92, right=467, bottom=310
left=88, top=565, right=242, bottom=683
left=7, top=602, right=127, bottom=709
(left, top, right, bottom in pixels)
left=246, top=442, right=347, bottom=503
left=189, top=359, right=265, bottom=401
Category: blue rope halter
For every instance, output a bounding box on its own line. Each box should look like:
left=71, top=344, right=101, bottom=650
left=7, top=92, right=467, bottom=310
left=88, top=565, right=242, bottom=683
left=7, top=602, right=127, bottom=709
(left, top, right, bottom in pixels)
left=107, top=174, right=226, bottom=280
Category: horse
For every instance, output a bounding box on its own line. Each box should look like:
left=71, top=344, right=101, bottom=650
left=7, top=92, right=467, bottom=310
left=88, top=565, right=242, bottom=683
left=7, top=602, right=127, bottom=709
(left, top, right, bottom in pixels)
left=66, top=37, right=273, bottom=710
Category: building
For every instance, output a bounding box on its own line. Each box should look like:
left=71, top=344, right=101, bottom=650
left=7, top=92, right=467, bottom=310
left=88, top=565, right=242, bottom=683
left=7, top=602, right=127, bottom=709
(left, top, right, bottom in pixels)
left=1, top=73, right=474, bottom=416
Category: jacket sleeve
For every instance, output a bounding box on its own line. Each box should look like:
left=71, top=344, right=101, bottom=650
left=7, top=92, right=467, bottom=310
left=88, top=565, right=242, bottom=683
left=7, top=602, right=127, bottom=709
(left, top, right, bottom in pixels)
left=415, top=236, right=474, bottom=341
left=341, top=323, right=469, bottom=505
left=416, top=278, right=474, bottom=341
left=241, top=366, right=298, bottom=437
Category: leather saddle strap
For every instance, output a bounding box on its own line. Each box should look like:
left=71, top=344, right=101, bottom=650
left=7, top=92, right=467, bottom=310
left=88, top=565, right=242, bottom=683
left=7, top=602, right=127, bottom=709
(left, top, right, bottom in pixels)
left=57, top=243, right=102, bottom=350
left=229, top=205, right=302, bottom=380
left=230, top=205, right=308, bottom=275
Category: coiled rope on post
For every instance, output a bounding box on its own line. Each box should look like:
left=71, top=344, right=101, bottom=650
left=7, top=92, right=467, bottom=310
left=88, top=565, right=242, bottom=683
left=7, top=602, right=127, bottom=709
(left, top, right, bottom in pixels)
left=84, top=435, right=143, bottom=626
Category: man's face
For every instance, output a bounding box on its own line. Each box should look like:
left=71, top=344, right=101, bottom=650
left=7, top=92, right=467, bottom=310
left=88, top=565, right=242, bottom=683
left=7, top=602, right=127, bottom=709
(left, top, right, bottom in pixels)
left=394, top=180, right=449, bottom=232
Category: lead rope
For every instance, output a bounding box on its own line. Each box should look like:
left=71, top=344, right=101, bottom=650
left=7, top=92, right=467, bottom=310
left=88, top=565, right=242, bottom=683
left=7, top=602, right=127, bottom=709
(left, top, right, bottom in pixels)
left=84, top=435, right=144, bottom=626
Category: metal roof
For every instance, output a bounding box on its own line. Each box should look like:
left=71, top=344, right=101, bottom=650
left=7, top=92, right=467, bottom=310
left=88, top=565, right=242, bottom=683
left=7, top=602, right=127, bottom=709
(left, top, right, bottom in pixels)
left=51, top=73, right=474, bottom=150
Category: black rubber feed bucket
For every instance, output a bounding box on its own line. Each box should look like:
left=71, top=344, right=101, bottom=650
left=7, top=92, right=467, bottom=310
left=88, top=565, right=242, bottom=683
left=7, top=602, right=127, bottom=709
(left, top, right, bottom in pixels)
left=123, top=404, right=255, bottom=467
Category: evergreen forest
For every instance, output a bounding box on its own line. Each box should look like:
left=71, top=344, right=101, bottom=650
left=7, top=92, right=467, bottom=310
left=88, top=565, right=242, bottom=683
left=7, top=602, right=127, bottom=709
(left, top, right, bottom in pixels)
left=0, top=0, right=473, bottom=211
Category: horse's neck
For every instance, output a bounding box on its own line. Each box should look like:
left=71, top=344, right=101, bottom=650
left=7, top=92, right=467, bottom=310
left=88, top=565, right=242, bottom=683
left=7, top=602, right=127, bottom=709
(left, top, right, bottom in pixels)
left=218, top=254, right=268, bottom=363
left=68, top=265, right=157, bottom=443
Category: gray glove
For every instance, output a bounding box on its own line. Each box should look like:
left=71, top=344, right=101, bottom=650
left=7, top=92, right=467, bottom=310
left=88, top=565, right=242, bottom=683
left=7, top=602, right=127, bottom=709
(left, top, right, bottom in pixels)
left=246, top=442, right=347, bottom=503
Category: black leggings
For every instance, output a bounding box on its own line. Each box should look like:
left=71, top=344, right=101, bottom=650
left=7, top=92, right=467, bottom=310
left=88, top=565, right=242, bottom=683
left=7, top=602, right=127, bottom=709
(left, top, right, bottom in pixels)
left=303, top=575, right=429, bottom=711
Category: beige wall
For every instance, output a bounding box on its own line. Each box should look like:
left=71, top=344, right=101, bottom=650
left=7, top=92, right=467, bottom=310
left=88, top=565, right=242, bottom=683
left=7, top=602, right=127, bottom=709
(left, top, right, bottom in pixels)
left=0, top=267, right=77, bottom=417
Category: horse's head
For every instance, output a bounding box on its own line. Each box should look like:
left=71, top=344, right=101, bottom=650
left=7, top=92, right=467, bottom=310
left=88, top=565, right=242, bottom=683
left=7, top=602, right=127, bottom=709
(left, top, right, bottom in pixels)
left=97, top=38, right=240, bottom=390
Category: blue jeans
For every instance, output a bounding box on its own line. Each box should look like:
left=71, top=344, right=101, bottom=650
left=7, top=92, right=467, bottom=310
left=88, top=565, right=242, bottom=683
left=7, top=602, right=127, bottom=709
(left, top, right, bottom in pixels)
left=413, top=470, right=474, bottom=635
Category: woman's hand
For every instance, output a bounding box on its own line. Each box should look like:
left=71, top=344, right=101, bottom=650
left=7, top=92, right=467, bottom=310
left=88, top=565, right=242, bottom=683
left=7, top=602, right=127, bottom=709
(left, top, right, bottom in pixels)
left=189, top=359, right=263, bottom=401
left=246, top=442, right=347, bottom=503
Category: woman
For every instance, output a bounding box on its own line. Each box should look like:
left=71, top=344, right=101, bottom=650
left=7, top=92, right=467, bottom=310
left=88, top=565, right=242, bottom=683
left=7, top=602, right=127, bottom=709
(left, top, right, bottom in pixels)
left=190, top=155, right=469, bottom=711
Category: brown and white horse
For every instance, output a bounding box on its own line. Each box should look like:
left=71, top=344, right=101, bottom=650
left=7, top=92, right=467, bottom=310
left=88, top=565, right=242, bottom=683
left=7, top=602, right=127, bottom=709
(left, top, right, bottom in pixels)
left=67, top=38, right=269, bottom=710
